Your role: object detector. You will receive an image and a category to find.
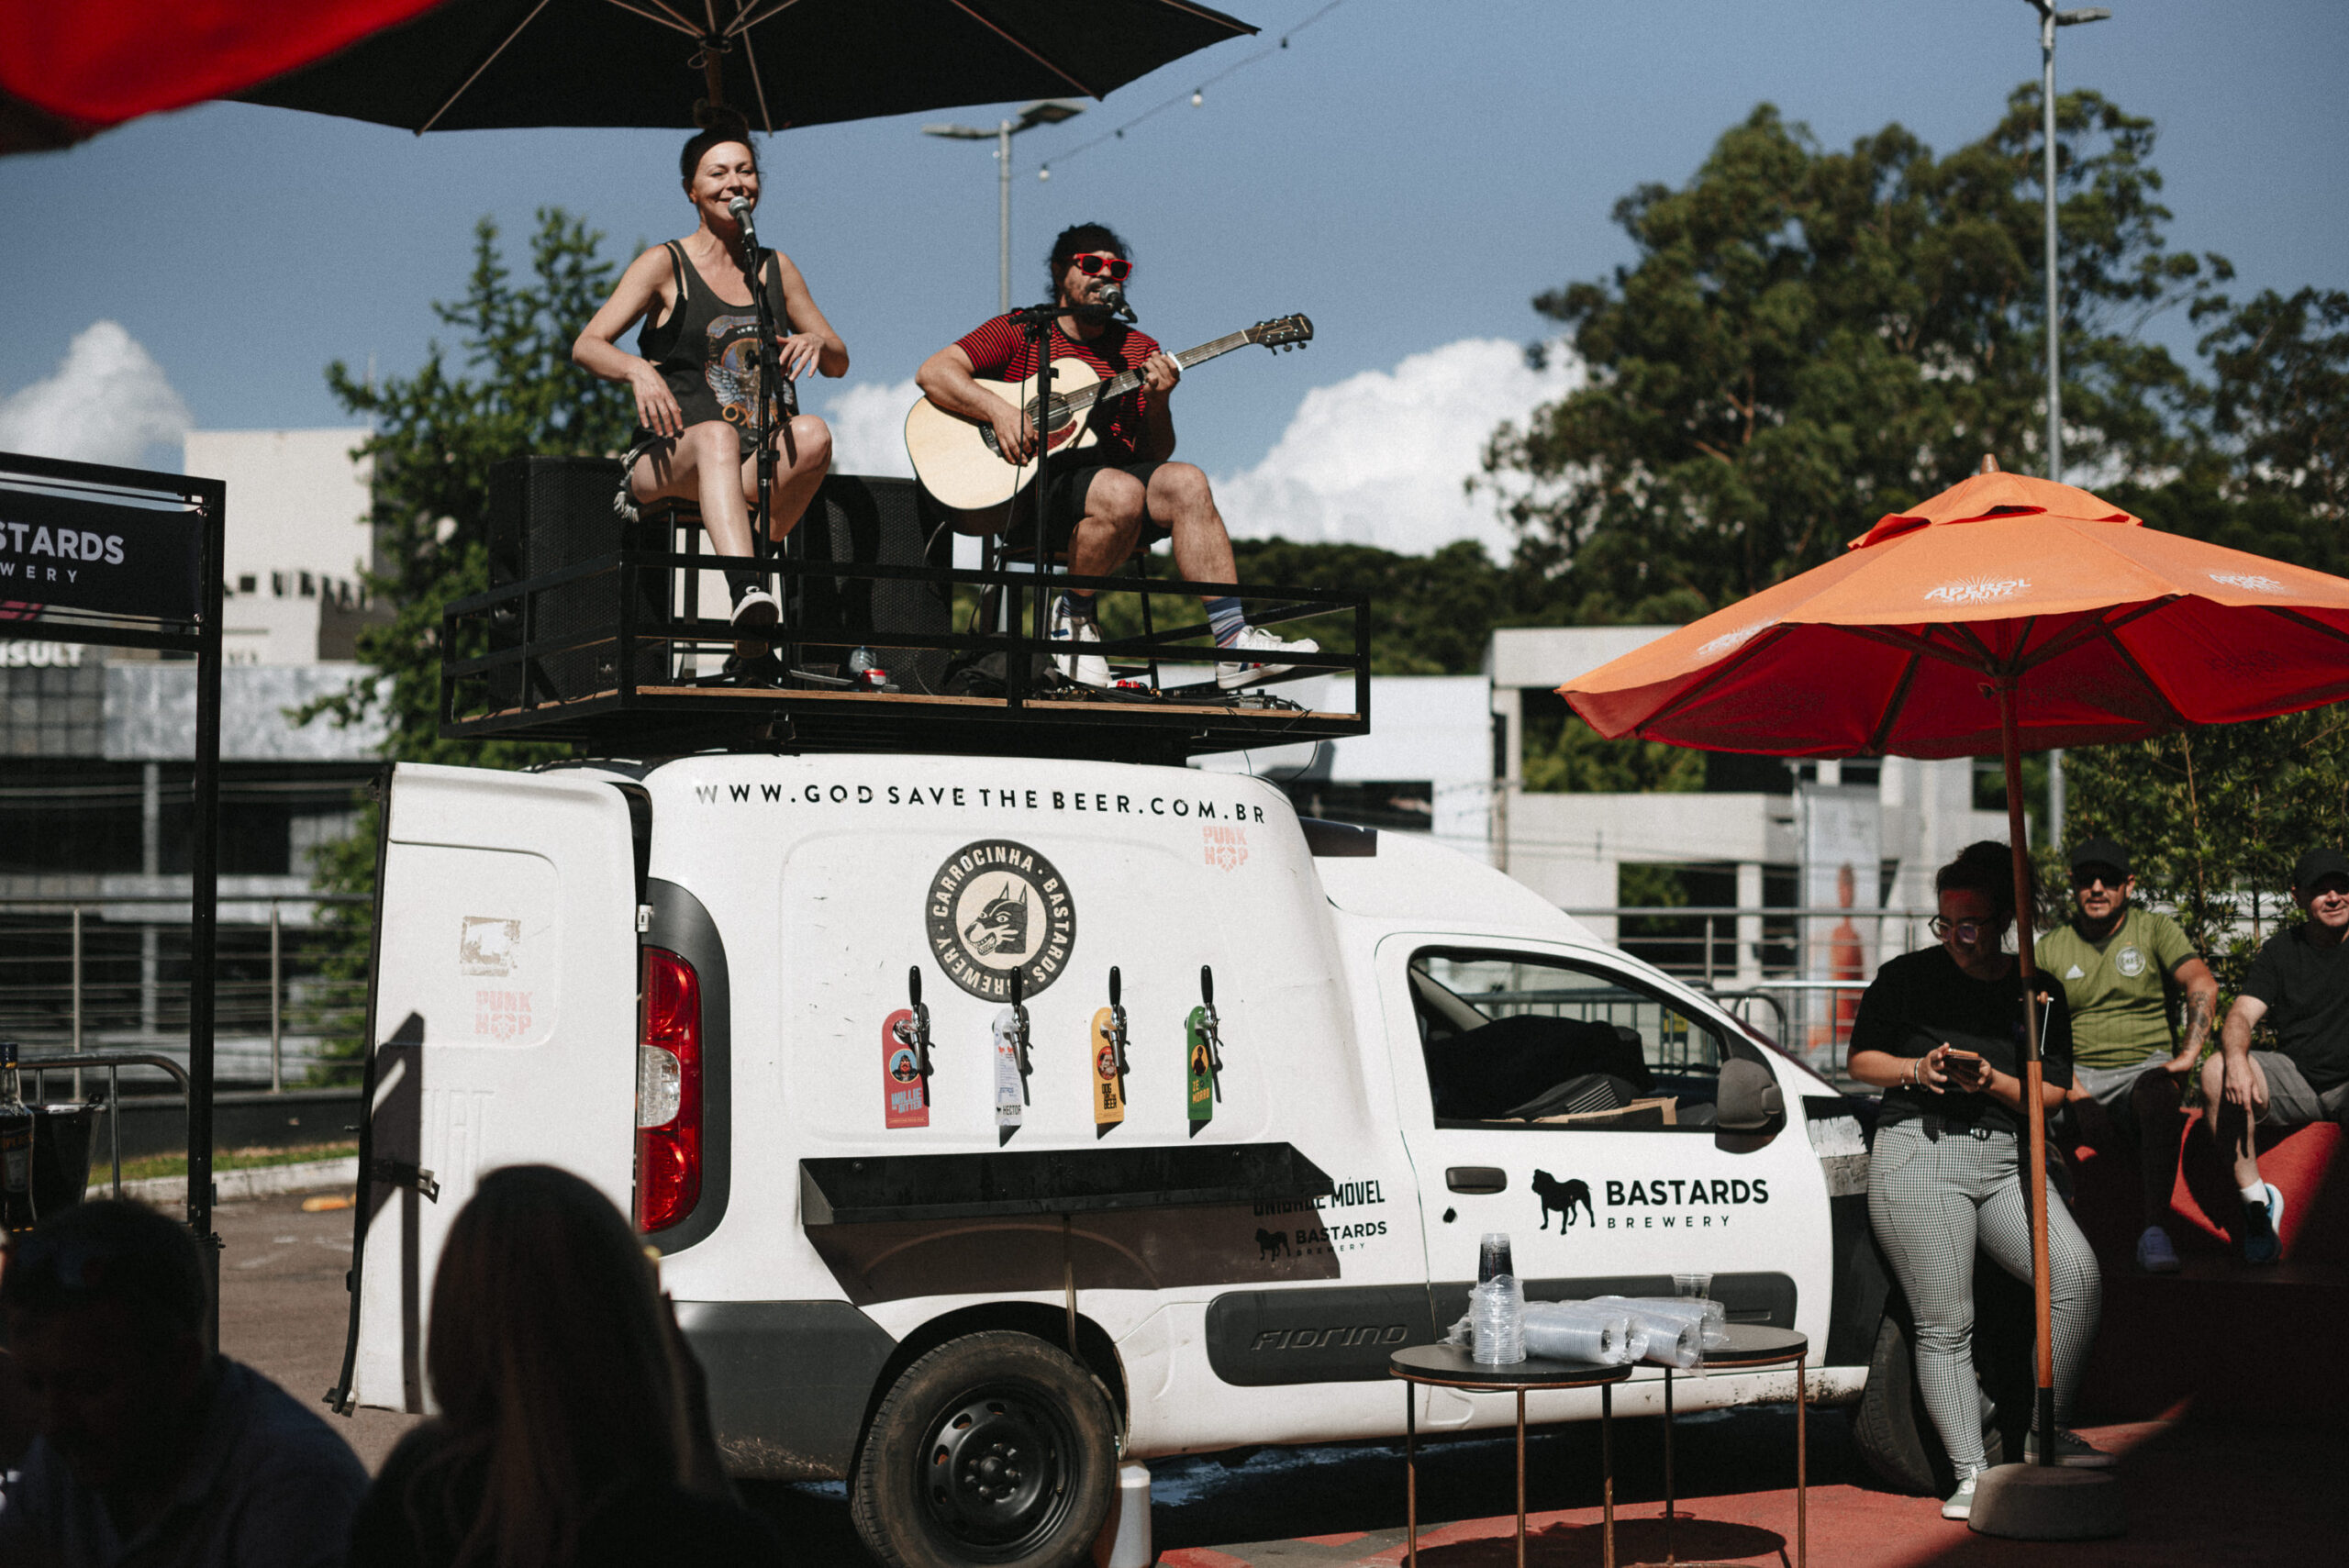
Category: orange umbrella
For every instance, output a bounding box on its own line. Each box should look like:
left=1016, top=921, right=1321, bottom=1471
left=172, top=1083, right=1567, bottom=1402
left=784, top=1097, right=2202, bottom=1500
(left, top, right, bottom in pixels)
left=1560, top=461, right=2349, bottom=1464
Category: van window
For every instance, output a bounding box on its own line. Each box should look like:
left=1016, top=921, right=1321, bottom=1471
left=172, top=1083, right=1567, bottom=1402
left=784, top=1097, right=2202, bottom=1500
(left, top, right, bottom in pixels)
left=1409, top=949, right=1734, bottom=1132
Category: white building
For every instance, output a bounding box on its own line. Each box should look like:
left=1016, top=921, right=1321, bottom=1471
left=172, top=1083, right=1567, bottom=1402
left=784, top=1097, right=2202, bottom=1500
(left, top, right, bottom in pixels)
left=183, top=428, right=378, bottom=665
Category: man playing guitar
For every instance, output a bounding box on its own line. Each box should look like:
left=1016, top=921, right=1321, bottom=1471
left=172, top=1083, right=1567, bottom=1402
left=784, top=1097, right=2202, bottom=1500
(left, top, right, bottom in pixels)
left=914, top=222, right=1317, bottom=689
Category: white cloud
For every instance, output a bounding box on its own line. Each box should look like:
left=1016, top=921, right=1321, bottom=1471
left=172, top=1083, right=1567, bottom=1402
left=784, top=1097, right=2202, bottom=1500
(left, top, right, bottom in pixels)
left=0, top=321, right=192, bottom=469
left=1213, top=337, right=1580, bottom=561
left=820, top=376, right=920, bottom=481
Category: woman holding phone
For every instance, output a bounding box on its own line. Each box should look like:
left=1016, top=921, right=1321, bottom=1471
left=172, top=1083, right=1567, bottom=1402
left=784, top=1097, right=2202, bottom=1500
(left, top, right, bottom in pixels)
left=1847, top=840, right=2105, bottom=1519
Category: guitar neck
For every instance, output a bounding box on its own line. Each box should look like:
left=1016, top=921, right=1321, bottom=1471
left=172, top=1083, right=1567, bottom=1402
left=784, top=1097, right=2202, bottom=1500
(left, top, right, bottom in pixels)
left=1061, top=330, right=1258, bottom=414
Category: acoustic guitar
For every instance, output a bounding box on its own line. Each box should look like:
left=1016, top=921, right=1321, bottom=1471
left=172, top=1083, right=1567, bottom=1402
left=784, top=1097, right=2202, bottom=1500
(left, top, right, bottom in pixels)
left=902, top=314, right=1313, bottom=513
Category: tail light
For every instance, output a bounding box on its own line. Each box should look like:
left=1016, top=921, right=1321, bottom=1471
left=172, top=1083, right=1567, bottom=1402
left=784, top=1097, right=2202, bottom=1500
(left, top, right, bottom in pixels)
left=635, top=947, right=702, bottom=1232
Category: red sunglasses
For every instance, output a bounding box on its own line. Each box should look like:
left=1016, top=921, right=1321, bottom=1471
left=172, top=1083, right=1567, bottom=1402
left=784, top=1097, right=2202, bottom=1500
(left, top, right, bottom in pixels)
left=1070, top=252, right=1133, bottom=281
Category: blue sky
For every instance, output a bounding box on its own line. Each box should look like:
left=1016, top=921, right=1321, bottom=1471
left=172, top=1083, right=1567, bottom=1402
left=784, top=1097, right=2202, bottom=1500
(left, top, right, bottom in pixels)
left=2, top=0, right=2343, bottom=557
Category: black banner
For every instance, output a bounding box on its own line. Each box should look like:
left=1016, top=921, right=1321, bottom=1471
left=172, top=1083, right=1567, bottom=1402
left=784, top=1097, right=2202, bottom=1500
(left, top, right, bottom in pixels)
left=0, top=487, right=204, bottom=620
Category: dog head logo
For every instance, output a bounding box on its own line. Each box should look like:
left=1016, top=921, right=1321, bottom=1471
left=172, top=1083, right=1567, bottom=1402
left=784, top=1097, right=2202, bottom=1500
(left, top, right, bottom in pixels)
left=925, top=840, right=1077, bottom=1001
left=963, top=881, right=1030, bottom=957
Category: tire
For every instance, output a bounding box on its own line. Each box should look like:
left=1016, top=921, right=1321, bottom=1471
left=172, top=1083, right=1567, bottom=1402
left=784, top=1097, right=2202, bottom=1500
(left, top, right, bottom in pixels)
left=1850, top=1296, right=2017, bottom=1497
left=852, top=1331, right=1118, bottom=1568
left=1850, top=1308, right=1947, bottom=1497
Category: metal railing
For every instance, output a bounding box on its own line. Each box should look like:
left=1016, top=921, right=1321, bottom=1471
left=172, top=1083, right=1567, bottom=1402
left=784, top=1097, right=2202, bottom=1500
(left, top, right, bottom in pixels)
left=1563, top=904, right=1942, bottom=1086
left=0, top=895, right=370, bottom=1090
left=17, top=1050, right=191, bottom=1202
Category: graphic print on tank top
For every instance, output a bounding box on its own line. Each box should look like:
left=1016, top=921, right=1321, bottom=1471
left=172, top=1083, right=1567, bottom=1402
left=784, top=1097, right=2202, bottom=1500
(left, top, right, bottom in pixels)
left=705, top=313, right=769, bottom=431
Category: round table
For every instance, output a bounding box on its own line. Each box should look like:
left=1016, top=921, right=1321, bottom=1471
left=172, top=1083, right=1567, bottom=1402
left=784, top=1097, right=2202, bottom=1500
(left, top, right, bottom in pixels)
left=1645, top=1324, right=1810, bottom=1568
left=1389, top=1342, right=1635, bottom=1568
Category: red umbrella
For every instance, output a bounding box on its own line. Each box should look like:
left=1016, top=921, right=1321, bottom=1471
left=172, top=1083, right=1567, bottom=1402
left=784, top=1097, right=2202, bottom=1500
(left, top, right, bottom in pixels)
left=0, top=0, right=448, bottom=151
left=1560, top=459, right=2349, bottom=1463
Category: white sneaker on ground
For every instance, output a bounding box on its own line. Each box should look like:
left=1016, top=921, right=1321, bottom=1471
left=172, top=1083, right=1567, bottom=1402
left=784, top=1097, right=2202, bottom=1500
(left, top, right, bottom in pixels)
left=1216, top=625, right=1319, bottom=690
left=1048, top=599, right=1111, bottom=687
left=2135, top=1224, right=2181, bottom=1273
left=1942, top=1471, right=1980, bottom=1520
left=2023, top=1429, right=2116, bottom=1468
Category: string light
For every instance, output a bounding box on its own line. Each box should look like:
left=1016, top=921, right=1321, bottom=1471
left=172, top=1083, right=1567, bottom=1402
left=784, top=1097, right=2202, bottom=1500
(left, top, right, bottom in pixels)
left=1037, top=0, right=1350, bottom=181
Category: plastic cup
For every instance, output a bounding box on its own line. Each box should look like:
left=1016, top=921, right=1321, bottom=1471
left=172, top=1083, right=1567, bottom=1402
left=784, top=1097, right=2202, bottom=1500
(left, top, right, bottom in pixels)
left=1478, top=1233, right=1514, bottom=1284
left=1673, top=1272, right=1712, bottom=1299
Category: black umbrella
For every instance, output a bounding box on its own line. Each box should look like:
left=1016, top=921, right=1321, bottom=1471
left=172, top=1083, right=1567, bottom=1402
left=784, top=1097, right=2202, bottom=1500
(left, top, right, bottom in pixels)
left=238, top=0, right=1255, bottom=134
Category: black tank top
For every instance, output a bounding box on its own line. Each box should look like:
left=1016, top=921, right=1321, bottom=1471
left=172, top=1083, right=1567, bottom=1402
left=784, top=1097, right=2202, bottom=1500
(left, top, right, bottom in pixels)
left=632, top=239, right=793, bottom=447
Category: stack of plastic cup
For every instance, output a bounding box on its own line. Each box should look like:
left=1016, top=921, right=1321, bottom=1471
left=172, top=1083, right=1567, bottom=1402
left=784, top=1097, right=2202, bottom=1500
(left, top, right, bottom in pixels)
left=1471, top=1232, right=1525, bottom=1364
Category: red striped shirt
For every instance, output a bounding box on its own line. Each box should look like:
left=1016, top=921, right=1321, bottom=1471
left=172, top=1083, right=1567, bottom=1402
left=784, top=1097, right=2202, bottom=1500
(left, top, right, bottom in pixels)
left=953, top=315, right=1163, bottom=462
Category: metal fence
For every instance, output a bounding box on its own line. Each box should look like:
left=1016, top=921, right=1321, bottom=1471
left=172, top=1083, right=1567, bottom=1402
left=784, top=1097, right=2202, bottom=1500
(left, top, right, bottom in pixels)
left=1563, top=904, right=1942, bottom=1086
left=0, top=894, right=370, bottom=1092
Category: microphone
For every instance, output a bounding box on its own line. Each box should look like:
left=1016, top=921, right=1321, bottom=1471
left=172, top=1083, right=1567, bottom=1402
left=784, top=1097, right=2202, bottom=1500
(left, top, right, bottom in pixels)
left=1099, top=283, right=1137, bottom=323
left=727, top=195, right=760, bottom=251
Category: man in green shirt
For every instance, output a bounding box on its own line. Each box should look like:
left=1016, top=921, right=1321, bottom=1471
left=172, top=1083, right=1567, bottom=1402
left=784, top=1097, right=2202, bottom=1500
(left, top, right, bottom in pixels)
left=2039, top=837, right=2219, bottom=1273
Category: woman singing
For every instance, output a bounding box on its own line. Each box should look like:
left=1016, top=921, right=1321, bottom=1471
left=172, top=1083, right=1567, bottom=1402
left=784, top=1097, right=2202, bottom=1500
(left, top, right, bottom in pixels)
left=573, top=110, right=845, bottom=672
left=1846, top=840, right=2106, bottom=1520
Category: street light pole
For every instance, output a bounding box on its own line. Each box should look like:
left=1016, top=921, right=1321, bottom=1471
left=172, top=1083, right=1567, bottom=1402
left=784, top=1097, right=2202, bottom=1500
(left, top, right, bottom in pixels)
left=2030, top=3, right=2104, bottom=891
left=2030, top=3, right=2110, bottom=485
left=924, top=100, right=1085, bottom=313
left=996, top=119, right=1013, bottom=314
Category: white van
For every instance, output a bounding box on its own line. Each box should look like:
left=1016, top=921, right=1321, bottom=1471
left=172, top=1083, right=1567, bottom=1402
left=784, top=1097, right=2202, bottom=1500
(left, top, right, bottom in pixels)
left=339, top=751, right=1915, bottom=1568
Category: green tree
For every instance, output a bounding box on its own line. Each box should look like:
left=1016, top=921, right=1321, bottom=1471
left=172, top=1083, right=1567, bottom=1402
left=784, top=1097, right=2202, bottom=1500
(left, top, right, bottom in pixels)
left=2057, top=707, right=2349, bottom=993
left=1484, top=88, right=2216, bottom=625
left=302, top=210, right=636, bottom=1062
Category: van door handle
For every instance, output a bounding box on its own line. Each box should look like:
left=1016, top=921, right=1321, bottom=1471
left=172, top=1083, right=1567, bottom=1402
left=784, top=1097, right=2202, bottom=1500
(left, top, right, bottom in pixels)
left=1445, top=1167, right=1507, bottom=1195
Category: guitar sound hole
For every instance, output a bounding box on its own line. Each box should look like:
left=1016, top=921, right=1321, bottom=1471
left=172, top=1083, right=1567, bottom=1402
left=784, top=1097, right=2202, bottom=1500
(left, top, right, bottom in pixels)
left=1025, top=397, right=1074, bottom=435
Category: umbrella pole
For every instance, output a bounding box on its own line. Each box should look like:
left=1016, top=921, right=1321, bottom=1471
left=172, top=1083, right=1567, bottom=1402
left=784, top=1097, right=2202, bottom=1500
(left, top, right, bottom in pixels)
left=1997, top=682, right=2058, bottom=1463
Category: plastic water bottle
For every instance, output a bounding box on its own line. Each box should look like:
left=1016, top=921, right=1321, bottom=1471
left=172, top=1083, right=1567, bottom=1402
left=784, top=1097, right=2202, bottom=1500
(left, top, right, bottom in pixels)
left=1471, top=1232, right=1525, bottom=1364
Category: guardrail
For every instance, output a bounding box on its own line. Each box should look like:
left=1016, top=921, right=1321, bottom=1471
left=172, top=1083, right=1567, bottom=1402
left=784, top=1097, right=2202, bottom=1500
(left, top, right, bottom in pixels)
left=1564, top=904, right=1942, bottom=1088
left=0, top=895, right=369, bottom=1090
left=17, top=1049, right=191, bottom=1202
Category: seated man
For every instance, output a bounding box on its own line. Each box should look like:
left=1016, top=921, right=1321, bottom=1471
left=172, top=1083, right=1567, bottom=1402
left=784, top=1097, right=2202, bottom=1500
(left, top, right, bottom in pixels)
left=0, top=1200, right=367, bottom=1566
left=2204, top=846, right=2349, bottom=1264
left=914, top=221, right=1317, bottom=690
left=2038, top=836, right=2218, bottom=1273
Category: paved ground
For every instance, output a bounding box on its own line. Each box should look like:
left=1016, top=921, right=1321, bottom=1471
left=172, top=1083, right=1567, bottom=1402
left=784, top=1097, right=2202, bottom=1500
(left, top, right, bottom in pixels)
left=219, top=1187, right=2341, bottom=1564
left=213, top=1189, right=419, bottom=1473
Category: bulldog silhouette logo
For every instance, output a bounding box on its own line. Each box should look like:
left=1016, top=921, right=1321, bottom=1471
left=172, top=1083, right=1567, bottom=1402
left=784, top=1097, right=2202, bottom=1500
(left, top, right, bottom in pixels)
left=926, top=840, right=1077, bottom=1001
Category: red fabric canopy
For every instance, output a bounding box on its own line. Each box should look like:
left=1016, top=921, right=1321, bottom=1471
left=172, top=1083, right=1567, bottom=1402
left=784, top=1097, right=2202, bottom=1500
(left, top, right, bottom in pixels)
left=0, top=0, right=447, bottom=127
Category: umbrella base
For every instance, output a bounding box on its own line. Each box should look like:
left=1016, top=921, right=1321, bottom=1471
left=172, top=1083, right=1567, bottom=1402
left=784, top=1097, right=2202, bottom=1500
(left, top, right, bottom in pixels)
left=1967, top=1462, right=2123, bottom=1540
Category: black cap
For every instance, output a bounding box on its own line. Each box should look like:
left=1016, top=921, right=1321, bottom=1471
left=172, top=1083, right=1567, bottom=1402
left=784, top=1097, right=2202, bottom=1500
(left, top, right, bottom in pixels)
left=2290, top=847, right=2349, bottom=892
left=2068, top=837, right=2130, bottom=877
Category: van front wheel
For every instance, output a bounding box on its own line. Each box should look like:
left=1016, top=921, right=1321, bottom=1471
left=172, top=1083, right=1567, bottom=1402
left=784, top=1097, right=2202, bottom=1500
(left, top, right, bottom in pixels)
left=852, top=1330, right=1118, bottom=1568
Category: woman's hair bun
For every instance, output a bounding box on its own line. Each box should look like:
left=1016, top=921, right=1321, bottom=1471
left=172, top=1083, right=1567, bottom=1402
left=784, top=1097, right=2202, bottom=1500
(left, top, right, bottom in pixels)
left=680, top=106, right=758, bottom=184
left=693, top=102, right=751, bottom=136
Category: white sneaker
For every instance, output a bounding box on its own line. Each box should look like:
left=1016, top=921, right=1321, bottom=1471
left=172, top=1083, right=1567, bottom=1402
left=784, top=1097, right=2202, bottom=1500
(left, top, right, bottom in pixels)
left=1048, top=598, right=1111, bottom=687
left=1216, top=625, right=1319, bottom=690
left=729, top=584, right=779, bottom=633
left=1942, top=1470, right=1980, bottom=1520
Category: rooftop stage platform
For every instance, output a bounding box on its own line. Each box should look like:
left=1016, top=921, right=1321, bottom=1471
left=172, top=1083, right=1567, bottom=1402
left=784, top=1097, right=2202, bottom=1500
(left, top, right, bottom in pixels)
left=441, top=467, right=1370, bottom=762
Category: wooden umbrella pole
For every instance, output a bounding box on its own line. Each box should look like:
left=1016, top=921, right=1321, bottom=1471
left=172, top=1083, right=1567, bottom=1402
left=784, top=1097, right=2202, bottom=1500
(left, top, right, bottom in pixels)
left=1997, top=680, right=2058, bottom=1462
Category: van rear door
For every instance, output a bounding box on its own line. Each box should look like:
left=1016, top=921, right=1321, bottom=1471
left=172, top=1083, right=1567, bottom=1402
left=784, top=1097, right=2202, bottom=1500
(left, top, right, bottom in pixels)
left=343, top=764, right=640, bottom=1413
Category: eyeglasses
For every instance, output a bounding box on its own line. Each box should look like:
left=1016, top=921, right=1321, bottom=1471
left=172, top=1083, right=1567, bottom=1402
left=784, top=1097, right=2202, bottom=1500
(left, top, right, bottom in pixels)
left=1069, top=252, right=1133, bottom=281
left=2070, top=870, right=2126, bottom=890
left=1929, top=916, right=2006, bottom=943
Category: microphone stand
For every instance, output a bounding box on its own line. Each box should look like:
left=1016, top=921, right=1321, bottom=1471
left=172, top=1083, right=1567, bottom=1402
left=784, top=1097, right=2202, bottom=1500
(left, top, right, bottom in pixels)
left=1000, top=296, right=1124, bottom=702
left=730, top=206, right=796, bottom=676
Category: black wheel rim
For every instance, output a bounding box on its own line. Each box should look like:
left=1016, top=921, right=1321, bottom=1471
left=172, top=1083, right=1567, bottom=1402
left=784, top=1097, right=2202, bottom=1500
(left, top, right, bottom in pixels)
left=918, top=1379, right=1078, bottom=1560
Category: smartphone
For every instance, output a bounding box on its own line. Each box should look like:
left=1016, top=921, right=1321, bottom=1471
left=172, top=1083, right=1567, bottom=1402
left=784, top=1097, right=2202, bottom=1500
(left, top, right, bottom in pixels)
left=1943, top=1049, right=1987, bottom=1089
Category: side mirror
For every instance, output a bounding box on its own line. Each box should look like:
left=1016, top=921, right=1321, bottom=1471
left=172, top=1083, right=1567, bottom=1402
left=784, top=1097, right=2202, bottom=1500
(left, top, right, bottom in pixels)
left=1715, top=1057, right=1785, bottom=1130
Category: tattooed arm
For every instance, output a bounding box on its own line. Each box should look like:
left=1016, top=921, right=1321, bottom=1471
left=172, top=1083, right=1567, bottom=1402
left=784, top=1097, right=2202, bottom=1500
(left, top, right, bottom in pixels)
left=2168, top=955, right=2220, bottom=1073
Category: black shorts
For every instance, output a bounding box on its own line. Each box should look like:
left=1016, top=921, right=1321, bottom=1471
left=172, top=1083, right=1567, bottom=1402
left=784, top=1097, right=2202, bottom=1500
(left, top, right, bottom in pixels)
left=999, top=457, right=1174, bottom=558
